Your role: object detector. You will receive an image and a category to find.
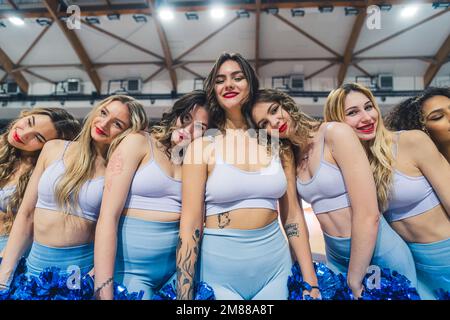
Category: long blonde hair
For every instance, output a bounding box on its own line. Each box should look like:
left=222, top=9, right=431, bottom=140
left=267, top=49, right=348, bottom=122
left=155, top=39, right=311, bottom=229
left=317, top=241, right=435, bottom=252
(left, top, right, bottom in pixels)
left=54, top=95, right=148, bottom=214
left=251, top=89, right=321, bottom=163
left=0, top=108, right=80, bottom=233
left=324, top=83, right=394, bottom=211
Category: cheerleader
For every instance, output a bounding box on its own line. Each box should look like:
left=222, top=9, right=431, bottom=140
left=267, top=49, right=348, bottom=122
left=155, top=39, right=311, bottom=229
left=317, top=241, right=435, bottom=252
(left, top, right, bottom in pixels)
left=176, top=53, right=319, bottom=300
left=324, top=83, right=450, bottom=299
left=0, top=96, right=147, bottom=296
left=94, top=91, right=209, bottom=300
left=385, top=87, right=450, bottom=163
left=250, top=89, right=417, bottom=299
left=0, top=107, right=79, bottom=255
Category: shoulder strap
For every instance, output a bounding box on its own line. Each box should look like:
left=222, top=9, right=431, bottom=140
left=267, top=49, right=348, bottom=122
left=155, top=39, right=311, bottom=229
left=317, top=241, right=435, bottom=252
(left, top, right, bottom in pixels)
left=393, top=131, right=402, bottom=158
left=61, top=141, right=71, bottom=159
left=320, top=123, right=333, bottom=161
left=148, top=134, right=155, bottom=159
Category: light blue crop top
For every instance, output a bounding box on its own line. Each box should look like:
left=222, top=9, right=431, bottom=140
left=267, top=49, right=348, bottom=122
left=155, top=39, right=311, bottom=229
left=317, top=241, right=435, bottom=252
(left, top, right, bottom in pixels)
left=296, top=124, right=350, bottom=214
left=0, top=185, right=15, bottom=213
left=383, top=131, right=441, bottom=223
left=204, top=137, right=287, bottom=216
left=36, top=141, right=104, bottom=222
left=123, top=136, right=182, bottom=213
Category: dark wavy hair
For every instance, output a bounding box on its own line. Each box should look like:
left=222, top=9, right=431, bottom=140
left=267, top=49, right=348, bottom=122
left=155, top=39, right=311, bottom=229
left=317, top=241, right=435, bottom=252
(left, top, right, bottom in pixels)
left=251, top=89, right=321, bottom=162
left=149, top=90, right=208, bottom=159
left=204, top=52, right=260, bottom=131
left=385, top=87, right=450, bottom=132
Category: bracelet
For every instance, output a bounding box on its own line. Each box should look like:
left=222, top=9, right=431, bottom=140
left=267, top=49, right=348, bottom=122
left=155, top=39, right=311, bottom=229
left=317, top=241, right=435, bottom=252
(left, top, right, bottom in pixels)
left=94, top=277, right=113, bottom=295
left=302, top=281, right=320, bottom=292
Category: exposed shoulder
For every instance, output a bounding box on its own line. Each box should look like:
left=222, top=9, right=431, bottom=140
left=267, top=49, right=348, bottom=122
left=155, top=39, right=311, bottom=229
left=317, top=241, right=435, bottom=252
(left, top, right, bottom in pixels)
left=398, top=129, right=437, bottom=160
left=119, top=131, right=149, bottom=146
left=38, top=139, right=69, bottom=166
left=398, top=129, right=431, bottom=146
left=322, top=122, right=358, bottom=144
left=110, top=132, right=149, bottom=161
left=41, top=139, right=67, bottom=156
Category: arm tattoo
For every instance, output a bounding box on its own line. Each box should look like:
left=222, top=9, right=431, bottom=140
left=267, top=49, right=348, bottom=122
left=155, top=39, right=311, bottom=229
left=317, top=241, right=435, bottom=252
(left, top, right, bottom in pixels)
left=217, top=212, right=230, bottom=229
left=176, top=229, right=201, bottom=300
left=285, top=223, right=300, bottom=239
left=105, top=150, right=124, bottom=192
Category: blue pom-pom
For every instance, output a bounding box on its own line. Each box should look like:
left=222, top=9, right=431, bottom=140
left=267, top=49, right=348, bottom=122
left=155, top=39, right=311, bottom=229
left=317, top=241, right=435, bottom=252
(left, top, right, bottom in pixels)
left=152, top=281, right=176, bottom=300
left=288, top=261, right=420, bottom=300
left=195, top=282, right=215, bottom=300
left=358, top=267, right=421, bottom=300
left=1, top=259, right=146, bottom=300
left=288, top=261, right=345, bottom=300
left=113, top=282, right=144, bottom=300
left=152, top=280, right=215, bottom=300
left=435, top=288, right=450, bottom=300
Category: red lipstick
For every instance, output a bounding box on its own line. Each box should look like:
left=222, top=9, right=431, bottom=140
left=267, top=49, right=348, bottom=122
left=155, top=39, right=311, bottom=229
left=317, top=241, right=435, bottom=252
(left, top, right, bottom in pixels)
left=223, top=92, right=238, bottom=99
left=95, top=127, right=106, bottom=136
left=358, top=123, right=375, bottom=134
left=13, top=131, right=23, bottom=144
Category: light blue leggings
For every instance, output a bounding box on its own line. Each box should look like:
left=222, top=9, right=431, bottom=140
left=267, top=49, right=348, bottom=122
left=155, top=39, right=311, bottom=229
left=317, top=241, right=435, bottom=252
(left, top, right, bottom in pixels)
left=25, top=241, right=94, bottom=278
left=408, top=237, right=450, bottom=300
left=114, top=216, right=179, bottom=300
left=323, top=215, right=417, bottom=288
left=0, top=235, right=7, bottom=253
left=199, top=219, right=293, bottom=300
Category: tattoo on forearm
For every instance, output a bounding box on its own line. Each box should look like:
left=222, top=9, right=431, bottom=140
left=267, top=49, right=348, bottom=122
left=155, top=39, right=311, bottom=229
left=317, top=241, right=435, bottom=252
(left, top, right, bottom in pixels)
left=217, top=212, right=230, bottom=229
left=105, top=150, right=124, bottom=192
left=285, top=223, right=300, bottom=238
left=176, top=229, right=201, bottom=300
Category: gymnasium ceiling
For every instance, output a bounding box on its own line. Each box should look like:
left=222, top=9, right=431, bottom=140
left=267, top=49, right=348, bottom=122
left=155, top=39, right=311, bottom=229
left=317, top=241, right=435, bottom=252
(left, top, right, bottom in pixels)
left=0, top=0, right=449, bottom=95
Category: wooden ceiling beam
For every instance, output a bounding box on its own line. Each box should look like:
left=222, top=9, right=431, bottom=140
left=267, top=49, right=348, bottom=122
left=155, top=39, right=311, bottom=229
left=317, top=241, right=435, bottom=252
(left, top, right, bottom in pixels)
left=174, top=16, right=240, bottom=62
left=6, top=0, right=18, bottom=10
left=180, top=66, right=204, bottom=79
left=337, top=5, right=368, bottom=85
left=255, top=0, right=261, bottom=75
left=147, top=0, right=177, bottom=92
left=144, top=66, right=165, bottom=83
left=43, top=0, right=102, bottom=93
left=354, top=8, right=449, bottom=56
left=305, top=62, right=337, bottom=81
left=16, top=22, right=53, bottom=66
left=352, top=63, right=374, bottom=78
left=23, top=70, right=54, bottom=84
left=424, top=34, right=450, bottom=87
left=81, top=20, right=164, bottom=60
left=273, top=13, right=341, bottom=57
left=0, top=1, right=439, bottom=18
left=0, top=47, right=29, bottom=92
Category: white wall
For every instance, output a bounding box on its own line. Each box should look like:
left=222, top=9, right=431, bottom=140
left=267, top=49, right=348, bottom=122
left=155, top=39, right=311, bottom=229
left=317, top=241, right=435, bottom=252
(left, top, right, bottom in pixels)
left=2, top=74, right=448, bottom=120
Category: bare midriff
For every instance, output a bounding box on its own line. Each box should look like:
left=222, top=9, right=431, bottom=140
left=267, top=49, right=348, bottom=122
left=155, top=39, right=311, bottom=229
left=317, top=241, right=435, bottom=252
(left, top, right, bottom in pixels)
left=34, top=208, right=96, bottom=247
left=205, top=208, right=278, bottom=230
left=315, top=207, right=353, bottom=238
left=390, top=205, right=450, bottom=244
left=122, top=208, right=180, bottom=222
